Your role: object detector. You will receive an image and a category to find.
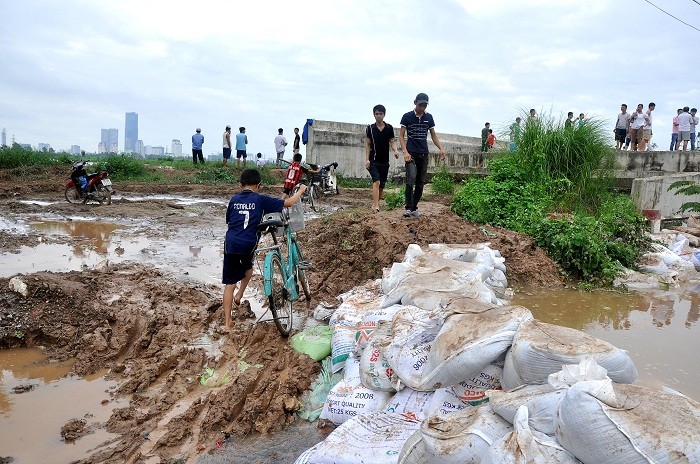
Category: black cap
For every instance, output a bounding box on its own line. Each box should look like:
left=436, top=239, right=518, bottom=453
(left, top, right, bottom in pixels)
left=415, top=93, right=429, bottom=104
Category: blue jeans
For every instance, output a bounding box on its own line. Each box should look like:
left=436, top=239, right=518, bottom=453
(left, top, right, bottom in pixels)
left=670, top=133, right=679, bottom=151
left=405, top=153, right=428, bottom=211
left=692, top=132, right=697, bottom=151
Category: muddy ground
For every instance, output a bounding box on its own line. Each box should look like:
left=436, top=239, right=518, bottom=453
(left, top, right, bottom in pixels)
left=0, top=166, right=562, bottom=463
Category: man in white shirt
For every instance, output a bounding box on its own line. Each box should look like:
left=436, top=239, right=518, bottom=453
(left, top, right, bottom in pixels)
left=678, top=107, right=693, bottom=152
left=274, top=128, right=287, bottom=167
left=628, top=104, right=649, bottom=152
left=641, top=102, right=655, bottom=151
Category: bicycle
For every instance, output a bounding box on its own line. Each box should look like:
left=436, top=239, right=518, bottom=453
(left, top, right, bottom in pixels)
left=292, top=174, right=319, bottom=212
left=254, top=208, right=311, bottom=336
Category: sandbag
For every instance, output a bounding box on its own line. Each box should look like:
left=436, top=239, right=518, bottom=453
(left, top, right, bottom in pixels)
left=290, top=325, right=333, bottom=361
left=297, top=412, right=421, bottom=464
left=319, top=356, right=393, bottom=425
left=490, top=384, right=565, bottom=436
left=426, top=387, right=469, bottom=416
left=398, top=403, right=512, bottom=464
left=382, top=306, right=444, bottom=390
left=556, top=382, right=700, bottom=464
left=384, top=388, right=434, bottom=421
left=491, top=356, right=607, bottom=435
left=359, top=322, right=400, bottom=392
left=481, top=405, right=580, bottom=464
left=298, top=357, right=343, bottom=422
left=414, top=305, right=532, bottom=391
left=501, top=319, right=637, bottom=390
left=451, top=360, right=503, bottom=406
left=355, top=305, right=403, bottom=351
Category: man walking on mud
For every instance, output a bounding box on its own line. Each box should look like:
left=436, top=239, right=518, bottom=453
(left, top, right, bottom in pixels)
left=399, top=92, right=446, bottom=218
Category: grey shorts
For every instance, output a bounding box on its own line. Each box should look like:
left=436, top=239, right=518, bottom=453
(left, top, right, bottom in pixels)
left=680, top=131, right=691, bottom=141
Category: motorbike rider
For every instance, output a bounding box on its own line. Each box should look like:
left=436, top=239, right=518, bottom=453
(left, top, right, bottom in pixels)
left=71, top=161, right=89, bottom=195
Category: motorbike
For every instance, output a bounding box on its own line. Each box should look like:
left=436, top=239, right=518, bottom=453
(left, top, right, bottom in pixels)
left=313, top=162, right=340, bottom=195
left=64, top=161, right=114, bottom=205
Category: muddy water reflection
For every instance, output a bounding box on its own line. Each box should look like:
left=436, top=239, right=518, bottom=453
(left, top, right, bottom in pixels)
left=0, top=348, right=125, bottom=464
left=513, top=284, right=700, bottom=401
left=30, top=219, right=124, bottom=255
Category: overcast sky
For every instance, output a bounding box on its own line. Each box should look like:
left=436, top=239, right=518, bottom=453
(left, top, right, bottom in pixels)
left=2, top=0, right=699, bottom=156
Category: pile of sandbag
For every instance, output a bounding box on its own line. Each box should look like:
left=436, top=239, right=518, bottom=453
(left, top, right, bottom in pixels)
left=296, top=244, right=700, bottom=464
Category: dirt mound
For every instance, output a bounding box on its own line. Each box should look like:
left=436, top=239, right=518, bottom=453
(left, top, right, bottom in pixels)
left=1, top=264, right=318, bottom=462
left=299, top=202, right=563, bottom=304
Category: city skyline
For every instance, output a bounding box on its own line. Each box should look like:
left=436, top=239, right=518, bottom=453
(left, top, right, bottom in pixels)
left=124, top=112, right=138, bottom=153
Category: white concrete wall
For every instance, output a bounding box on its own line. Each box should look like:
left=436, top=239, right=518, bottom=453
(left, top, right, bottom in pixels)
left=631, top=172, right=700, bottom=217
left=306, top=119, right=497, bottom=179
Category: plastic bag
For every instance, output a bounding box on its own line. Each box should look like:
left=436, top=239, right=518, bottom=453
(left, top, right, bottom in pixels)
left=291, top=326, right=333, bottom=361
left=298, top=357, right=342, bottom=422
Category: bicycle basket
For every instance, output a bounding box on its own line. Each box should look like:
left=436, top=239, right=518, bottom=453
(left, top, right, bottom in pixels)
left=287, top=202, right=305, bottom=232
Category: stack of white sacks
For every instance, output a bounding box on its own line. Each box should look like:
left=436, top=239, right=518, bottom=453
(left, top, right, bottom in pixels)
left=297, top=244, right=700, bottom=464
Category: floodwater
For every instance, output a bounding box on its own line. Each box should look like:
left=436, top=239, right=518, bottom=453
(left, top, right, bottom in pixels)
left=0, top=348, right=126, bottom=464
left=513, top=284, right=700, bottom=401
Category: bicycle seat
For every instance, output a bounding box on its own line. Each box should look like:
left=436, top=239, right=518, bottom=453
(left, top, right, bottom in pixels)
left=257, top=217, right=285, bottom=231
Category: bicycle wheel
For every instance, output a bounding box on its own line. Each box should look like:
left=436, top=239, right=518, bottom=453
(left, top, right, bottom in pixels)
left=293, top=239, right=311, bottom=301
left=268, top=252, right=293, bottom=336
left=307, top=184, right=317, bottom=212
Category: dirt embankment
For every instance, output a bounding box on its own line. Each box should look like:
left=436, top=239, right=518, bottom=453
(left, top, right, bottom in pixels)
left=0, top=168, right=563, bottom=462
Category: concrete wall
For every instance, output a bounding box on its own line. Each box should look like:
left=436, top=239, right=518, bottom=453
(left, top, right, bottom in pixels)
left=306, top=119, right=502, bottom=179
left=614, top=150, right=700, bottom=189
left=631, top=172, right=700, bottom=217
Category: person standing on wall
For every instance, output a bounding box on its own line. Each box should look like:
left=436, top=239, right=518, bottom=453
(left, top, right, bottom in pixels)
left=481, top=122, right=490, bottom=152
left=236, top=127, right=248, bottom=166
left=192, top=128, right=204, bottom=165
left=614, top=104, right=630, bottom=150
left=398, top=92, right=446, bottom=219
left=365, top=104, right=400, bottom=212
left=293, top=127, right=301, bottom=155
left=222, top=125, right=232, bottom=167
left=274, top=128, right=287, bottom=167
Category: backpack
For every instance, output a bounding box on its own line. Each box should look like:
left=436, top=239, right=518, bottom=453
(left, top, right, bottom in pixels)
left=284, top=162, right=304, bottom=190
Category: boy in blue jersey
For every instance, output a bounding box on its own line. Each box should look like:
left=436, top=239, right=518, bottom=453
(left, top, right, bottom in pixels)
left=223, top=168, right=306, bottom=329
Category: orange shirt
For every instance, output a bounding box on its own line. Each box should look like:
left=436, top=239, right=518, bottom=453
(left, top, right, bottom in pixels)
left=487, top=134, right=496, bottom=146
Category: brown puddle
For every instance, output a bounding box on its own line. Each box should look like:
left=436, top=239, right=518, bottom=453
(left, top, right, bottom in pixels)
left=513, top=283, right=700, bottom=401
left=0, top=348, right=126, bottom=464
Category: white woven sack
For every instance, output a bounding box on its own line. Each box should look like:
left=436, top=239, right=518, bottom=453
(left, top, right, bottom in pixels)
left=384, top=388, right=434, bottom=421
left=481, top=405, right=580, bottom=464
left=414, top=305, right=533, bottom=391
left=556, top=382, right=700, bottom=464
left=381, top=244, right=425, bottom=295
left=355, top=304, right=403, bottom=351
left=304, top=412, right=422, bottom=464
left=501, top=319, right=637, bottom=390
left=398, top=403, right=512, bottom=464
left=451, top=361, right=503, bottom=406
left=320, top=356, right=393, bottom=425
left=427, top=387, right=469, bottom=416
left=490, top=384, right=566, bottom=436
left=360, top=322, right=400, bottom=392
left=382, top=306, right=444, bottom=390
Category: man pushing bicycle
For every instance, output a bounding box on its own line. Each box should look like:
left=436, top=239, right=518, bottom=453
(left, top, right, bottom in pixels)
left=223, top=168, right=306, bottom=330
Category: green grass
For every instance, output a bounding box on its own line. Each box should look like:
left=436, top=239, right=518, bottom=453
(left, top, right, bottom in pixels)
left=430, top=164, right=455, bottom=195
left=0, top=145, right=74, bottom=169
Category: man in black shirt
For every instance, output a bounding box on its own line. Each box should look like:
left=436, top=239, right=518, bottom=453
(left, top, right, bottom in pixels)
left=365, top=104, right=400, bottom=212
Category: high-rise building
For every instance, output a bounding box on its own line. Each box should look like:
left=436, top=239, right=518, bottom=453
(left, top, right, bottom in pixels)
left=101, top=128, right=118, bottom=153
left=37, top=143, right=51, bottom=152
left=125, top=112, right=138, bottom=153
left=172, top=139, right=182, bottom=157
left=136, top=140, right=144, bottom=156
left=1, top=128, right=6, bottom=147
left=70, top=145, right=81, bottom=155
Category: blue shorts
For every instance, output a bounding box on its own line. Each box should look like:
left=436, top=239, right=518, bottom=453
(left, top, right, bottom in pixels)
left=236, top=150, right=247, bottom=159
left=223, top=147, right=232, bottom=159
left=222, top=252, right=253, bottom=285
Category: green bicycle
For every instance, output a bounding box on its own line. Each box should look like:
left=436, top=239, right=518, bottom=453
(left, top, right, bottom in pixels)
left=255, top=208, right=311, bottom=336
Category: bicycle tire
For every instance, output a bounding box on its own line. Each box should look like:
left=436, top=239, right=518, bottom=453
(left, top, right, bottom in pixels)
left=308, top=184, right=316, bottom=212
left=293, top=238, right=311, bottom=301
left=268, top=252, right=293, bottom=337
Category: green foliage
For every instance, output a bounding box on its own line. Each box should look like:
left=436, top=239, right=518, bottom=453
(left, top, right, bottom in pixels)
left=383, top=187, right=405, bottom=210
left=430, top=164, right=455, bottom=195
left=103, top=155, right=147, bottom=180
left=668, top=180, right=700, bottom=213
left=451, top=112, right=649, bottom=286
left=0, top=145, right=74, bottom=169
left=337, top=174, right=372, bottom=189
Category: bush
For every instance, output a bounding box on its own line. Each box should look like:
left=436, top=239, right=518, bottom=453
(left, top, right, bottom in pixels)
left=430, top=164, right=455, bottom=195
left=384, top=187, right=405, bottom=210
left=103, top=155, right=147, bottom=180
left=0, top=146, right=73, bottom=169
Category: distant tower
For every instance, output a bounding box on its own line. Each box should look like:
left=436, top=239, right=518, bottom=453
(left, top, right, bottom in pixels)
left=125, top=112, right=138, bottom=153
left=172, top=139, right=182, bottom=157
left=1, top=128, right=6, bottom=147
left=101, top=128, right=119, bottom=153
